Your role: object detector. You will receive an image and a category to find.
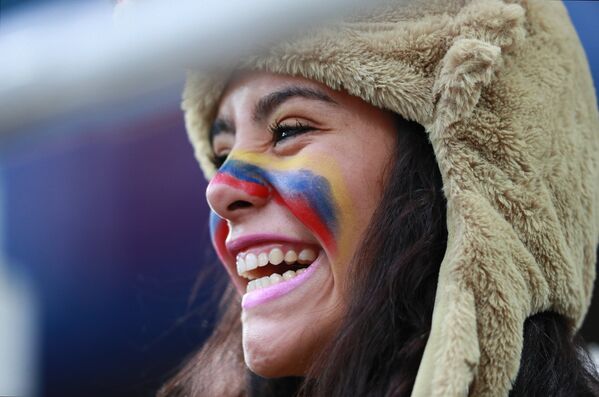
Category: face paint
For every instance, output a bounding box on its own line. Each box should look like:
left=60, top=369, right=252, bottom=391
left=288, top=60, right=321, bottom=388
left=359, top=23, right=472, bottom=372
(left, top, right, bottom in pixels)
left=209, top=150, right=356, bottom=262
left=205, top=72, right=398, bottom=378
left=209, top=210, right=229, bottom=264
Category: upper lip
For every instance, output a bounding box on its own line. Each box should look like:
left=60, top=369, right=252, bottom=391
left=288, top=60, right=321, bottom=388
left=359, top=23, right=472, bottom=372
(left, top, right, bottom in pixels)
left=226, top=234, right=316, bottom=258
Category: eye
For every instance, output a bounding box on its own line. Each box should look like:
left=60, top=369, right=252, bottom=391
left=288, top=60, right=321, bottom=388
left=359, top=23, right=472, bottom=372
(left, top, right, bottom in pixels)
left=210, top=132, right=234, bottom=169
left=268, top=119, right=315, bottom=144
left=211, top=152, right=229, bottom=168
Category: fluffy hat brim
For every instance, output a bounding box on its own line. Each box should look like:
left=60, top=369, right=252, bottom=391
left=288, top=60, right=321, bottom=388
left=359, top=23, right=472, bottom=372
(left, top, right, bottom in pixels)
left=183, top=1, right=599, bottom=395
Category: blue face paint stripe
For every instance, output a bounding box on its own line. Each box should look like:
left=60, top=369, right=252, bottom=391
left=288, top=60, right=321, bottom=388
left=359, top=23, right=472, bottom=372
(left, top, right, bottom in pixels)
left=209, top=210, right=222, bottom=242
left=269, top=170, right=338, bottom=232
left=214, top=159, right=340, bottom=246
left=219, top=160, right=268, bottom=185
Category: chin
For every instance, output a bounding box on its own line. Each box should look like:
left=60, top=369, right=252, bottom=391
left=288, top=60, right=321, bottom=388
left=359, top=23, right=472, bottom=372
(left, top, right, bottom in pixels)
left=242, top=334, right=308, bottom=378
left=238, top=252, right=343, bottom=379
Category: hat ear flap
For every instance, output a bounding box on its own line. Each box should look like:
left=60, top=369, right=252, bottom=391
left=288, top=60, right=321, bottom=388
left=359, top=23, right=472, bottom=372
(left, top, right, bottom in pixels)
left=431, top=38, right=502, bottom=133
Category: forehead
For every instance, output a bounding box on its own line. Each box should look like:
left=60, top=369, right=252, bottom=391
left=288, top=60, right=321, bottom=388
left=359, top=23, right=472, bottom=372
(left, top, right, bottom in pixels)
left=216, top=71, right=335, bottom=113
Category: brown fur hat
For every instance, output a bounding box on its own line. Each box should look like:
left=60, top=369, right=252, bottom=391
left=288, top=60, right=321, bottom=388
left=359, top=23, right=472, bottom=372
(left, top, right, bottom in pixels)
left=182, top=1, right=599, bottom=395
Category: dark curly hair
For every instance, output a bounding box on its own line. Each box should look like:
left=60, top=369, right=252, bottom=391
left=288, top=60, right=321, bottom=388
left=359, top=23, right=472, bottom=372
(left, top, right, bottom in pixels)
left=159, top=117, right=599, bottom=397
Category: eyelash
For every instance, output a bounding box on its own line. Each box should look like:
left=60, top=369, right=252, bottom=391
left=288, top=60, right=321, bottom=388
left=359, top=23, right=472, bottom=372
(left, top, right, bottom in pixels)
left=268, top=119, right=315, bottom=144
left=211, top=120, right=315, bottom=168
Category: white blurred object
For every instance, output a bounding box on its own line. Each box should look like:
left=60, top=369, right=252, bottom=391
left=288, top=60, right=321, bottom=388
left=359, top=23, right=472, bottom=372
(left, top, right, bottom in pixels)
left=0, top=174, right=39, bottom=397
left=590, top=343, right=599, bottom=374
left=0, top=0, right=384, bottom=134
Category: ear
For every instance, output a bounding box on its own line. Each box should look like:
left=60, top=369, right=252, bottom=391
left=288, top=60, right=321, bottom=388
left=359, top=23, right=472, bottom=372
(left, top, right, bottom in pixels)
left=432, top=38, right=502, bottom=132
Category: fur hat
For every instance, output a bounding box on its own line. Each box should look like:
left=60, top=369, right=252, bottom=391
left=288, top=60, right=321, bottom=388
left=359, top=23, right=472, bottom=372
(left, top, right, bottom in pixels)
left=182, top=0, right=599, bottom=395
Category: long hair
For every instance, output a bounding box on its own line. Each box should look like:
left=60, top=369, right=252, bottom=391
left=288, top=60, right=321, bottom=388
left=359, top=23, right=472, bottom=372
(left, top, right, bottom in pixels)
left=159, top=117, right=599, bottom=397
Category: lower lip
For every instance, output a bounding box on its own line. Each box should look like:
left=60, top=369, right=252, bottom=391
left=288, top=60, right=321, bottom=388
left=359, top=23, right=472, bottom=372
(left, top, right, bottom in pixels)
left=241, top=251, right=322, bottom=309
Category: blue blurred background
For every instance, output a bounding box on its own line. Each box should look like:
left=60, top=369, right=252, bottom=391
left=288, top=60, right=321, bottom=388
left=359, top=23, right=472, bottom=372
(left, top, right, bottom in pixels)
left=0, top=1, right=597, bottom=396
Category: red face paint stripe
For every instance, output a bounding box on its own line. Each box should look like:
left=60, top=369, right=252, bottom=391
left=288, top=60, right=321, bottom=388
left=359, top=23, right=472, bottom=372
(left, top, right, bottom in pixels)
left=211, top=159, right=340, bottom=256
left=273, top=193, right=337, bottom=255
left=212, top=172, right=270, bottom=199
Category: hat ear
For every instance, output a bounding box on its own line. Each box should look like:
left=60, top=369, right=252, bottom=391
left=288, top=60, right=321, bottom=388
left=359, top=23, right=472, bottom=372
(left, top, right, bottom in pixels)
left=432, top=38, right=502, bottom=132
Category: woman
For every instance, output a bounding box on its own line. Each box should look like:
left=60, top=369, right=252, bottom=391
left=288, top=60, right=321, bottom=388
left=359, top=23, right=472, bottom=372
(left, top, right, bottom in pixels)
left=160, top=0, right=599, bottom=396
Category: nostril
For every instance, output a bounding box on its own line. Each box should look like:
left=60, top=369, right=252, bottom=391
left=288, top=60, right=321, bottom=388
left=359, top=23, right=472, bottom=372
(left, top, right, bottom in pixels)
left=227, top=200, right=253, bottom=211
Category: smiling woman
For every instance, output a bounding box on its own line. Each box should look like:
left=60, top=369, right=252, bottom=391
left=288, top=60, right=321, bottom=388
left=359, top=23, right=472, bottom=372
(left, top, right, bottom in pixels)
left=206, top=72, right=396, bottom=377
left=159, top=1, right=599, bottom=397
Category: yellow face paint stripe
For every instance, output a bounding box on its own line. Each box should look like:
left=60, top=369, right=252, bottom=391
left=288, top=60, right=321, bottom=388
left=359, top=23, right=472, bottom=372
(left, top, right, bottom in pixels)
left=228, top=150, right=357, bottom=263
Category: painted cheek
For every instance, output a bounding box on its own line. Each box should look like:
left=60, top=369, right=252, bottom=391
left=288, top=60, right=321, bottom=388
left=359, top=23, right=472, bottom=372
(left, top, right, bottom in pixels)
left=270, top=172, right=339, bottom=256
left=209, top=210, right=229, bottom=266
left=210, top=157, right=345, bottom=258
left=324, top=188, right=353, bottom=264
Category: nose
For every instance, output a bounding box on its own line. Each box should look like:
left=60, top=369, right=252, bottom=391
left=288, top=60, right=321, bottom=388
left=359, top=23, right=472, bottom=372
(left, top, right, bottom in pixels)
left=206, top=169, right=271, bottom=221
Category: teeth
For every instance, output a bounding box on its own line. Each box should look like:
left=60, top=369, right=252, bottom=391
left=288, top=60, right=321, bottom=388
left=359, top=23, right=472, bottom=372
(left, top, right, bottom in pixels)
left=298, top=249, right=316, bottom=264
left=238, top=246, right=319, bottom=287
left=236, top=256, right=245, bottom=275
left=254, top=277, right=263, bottom=289
left=269, top=273, right=283, bottom=284
left=245, top=253, right=258, bottom=270
left=282, top=270, right=296, bottom=281
left=269, top=248, right=284, bottom=265
left=259, top=277, right=270, bottom=289
left=284, top=250, right=298, bottom=264
left=258, top=253, right=269, bottom=267
left=244, top=268, right=309, bottom=293
left=250, top=279, right=259, bottom=290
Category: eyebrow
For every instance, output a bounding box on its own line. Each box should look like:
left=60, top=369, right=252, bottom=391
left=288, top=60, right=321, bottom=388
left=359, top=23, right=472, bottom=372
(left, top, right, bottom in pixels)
left=210, top=85, right=337, bottom=142
left=253, top=86, right=337, bottom=122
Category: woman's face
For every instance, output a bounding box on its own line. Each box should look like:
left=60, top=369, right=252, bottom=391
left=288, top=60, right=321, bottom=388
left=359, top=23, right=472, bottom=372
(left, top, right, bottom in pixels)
left=206, top=72, right=396, bottom=377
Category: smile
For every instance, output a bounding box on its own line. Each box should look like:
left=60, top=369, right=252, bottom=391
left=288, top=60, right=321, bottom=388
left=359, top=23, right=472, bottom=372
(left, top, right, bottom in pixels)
left=227, top=238, right=325, bottom=308
left=237, top=246, right=318, bottom=285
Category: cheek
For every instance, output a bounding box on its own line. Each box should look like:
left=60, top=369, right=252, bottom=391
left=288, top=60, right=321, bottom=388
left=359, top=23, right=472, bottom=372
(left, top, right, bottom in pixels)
left=271, top=172, right=339, bottom=256
left=270, top=166, right=359, bottom=267
left=209, top=210, right=229, bottom=265
left=333, top=144, right=393, bottom=261
left=210, top=211, right=249, bottom=291
left=208, top=155, right=358, bottom=265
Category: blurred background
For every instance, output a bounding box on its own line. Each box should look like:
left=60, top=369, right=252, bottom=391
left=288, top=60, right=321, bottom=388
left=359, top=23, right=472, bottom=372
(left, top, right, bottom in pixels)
left=0, top=1, right=597, bottom=396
